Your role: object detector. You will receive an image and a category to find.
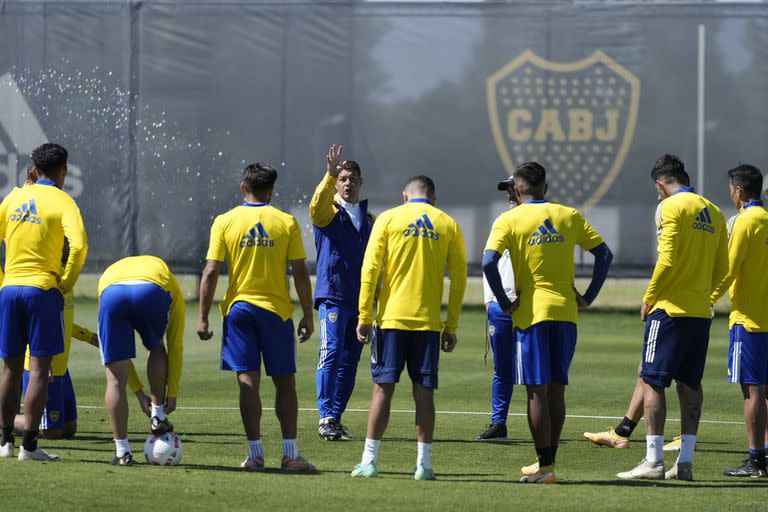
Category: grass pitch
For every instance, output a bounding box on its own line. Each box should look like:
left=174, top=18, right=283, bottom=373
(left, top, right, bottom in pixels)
left=0, top=303, right=765, bottom=511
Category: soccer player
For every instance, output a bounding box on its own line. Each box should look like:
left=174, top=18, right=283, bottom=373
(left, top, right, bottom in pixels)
left=483, top=162, right=613, bottom=484
left=309, top=144, right=374, bottom=441
left=0, top=143, right=87, bottom=461
left=476, top=176, right=518, bottom=441
left=710, top=165, right=768, bottom=478
left=617, top=154, right=727, bottom=481
left=351, top=176, right=467, bottom=480
left=98, top=255, right=185, bottom=466
left=197, top=162, right=316, bottom=473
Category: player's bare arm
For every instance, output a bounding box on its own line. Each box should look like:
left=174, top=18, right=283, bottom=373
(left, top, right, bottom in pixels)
left=197, top=259, right=220, bottom=340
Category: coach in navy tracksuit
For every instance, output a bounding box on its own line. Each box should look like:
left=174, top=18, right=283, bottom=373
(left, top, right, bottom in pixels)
left=309, top=144, right=374, bottom=441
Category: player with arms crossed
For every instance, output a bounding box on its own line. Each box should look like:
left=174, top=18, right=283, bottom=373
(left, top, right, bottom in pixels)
left=0, top=143, right=87, bottom=461
left=97, top=255, right=185, bottom=465
left=710, top=165, right=768, bottom=478
left=309, top=144, right=374, bottom=440
left=618, top=154, right=727, bottom=481
left=483, top=162, right=613, bottom=484
left=351, top=176, right=467, bottom=480
left=198, top=162, right=316, bottom=473
left=476, top=175, right=518, bottom=441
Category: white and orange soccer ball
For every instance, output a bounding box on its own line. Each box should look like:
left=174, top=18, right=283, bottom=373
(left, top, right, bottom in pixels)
left=144, top=432, right=183, bottom=466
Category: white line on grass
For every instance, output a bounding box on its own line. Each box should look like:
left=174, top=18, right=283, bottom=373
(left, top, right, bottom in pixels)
left=75, top=405, right=744, bottom=426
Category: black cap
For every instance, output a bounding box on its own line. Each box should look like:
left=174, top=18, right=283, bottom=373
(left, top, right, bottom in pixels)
left=497, top=175, right=515, bottom=191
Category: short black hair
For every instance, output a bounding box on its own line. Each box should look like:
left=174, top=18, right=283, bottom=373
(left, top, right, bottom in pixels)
left=243, top=162, right=278, bottom=194
left=513, top=161, right=546, bottom=197
left=651, top=154, right=690, bottom=186
left=340, top=160, right=361, bottom=178
left=728, top=164, right=763, bottom=199
left=30, top=143, right=68, bottom=178
left=404, top=175, right=435, bottom=198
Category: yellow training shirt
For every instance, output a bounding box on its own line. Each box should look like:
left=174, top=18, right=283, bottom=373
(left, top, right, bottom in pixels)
left=206, top=203, right=306, bottom=321
left=485, top=200, right=604, bottom=330
left=710, top=201, right=768, bottom=331
left=643, top=188, right=728, bottom=318
left=98, top=256, right=185, bottom=397
left=0, top=180, right=87, bottom=293
left=358, top=199, right=467, bottom=333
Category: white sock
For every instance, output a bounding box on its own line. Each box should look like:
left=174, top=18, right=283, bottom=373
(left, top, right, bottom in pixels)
left=416, top=442, right=432, bottom=469
left=151, top=403, right=166, bottom=420
left=114, top=438, right=131, bottom=457
left=676, top=434, right=696, bottom=464
left=361, top=438, right=381, bottom=465
left=282, top=439, right=298, bottom=459
left=248, top=439, right=264, bottom=460
left=646, top=435, right=664, bottom=463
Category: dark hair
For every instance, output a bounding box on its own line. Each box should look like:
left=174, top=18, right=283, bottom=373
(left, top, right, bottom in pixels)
left=243, top=162, right=278, bottom=193
left=728, top=164, right=763, bottom=199
left=651, top=154, right=690, bottom=186
left=340, top=160, right=362, bottom=178
left=404, top=175, right=435, bottom=197
left=30, top=143, right=68, bottom=178
left=513, top=161, right=547, bottom=197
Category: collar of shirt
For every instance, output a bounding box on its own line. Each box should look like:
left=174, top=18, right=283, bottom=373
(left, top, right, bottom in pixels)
left=743, top=200, right=764, bottom=210
left=524, top=199, right=548, bottom=204
left=242, top=202, right=269, bottom=207
left=339, top=197, right=361, bottom=212
left=408, top=198, right=432, bottom=204
left=672, top=186, right=695, bottom=195
left=36, top=179, right=57, bottom=187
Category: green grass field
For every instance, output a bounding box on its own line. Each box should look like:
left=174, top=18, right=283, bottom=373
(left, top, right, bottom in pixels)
left=1, top=302, right=766, bottom=511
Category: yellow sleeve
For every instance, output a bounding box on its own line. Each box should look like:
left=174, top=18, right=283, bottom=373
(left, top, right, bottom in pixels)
left=287, top=217, right=307, bottom=261
left=574, top=210, right=604, bottom=251
left=710, top=215, right=743, bottom=304
left=205, top=217, right=226, bottom=262
left=0, top=198, right=7, bottom=285
left=308, top=173, right=338, bottom=228
left=358, top=215, right=388, bottom=325
left=643, top=202, right=678, bottom=306
left=484, top=216, right=511, bottom=254
left=444, top=223, right=468, bottom=333
left=165, top=274, right=185, bottom=398
left=127, top=361, right=143, bottom=393
left=59, top=200, right=88, bottom=293
left=72, top=323, right=97, bottom=344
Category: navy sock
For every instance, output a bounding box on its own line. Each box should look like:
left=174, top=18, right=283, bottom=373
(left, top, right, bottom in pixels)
left=551, top=444, right=558, bottom=462
left=614, top=416, right=637, bottom=438
left=535, top=446, right=554, bottom=467
left=749, top=448, right=766, bottom=468
left=22, top=429, right=38, bottom=452
left=1, top=426, right=13, bottom=447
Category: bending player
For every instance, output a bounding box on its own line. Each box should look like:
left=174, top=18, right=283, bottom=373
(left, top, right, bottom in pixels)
left=98, top=256, right=185, bottom=466
left=198, top=162, right=316, bottom=473
left=351, top=176, right=467, bottom=480
left=483, top=162, right=613, bottom=484
left=476, top=176, right=518, bottom=441
left=710, top=164, right=768, bottom=478
left=310, top=144, right=374, bottom=440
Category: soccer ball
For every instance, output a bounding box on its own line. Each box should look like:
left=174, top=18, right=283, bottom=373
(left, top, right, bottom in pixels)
left=144, top=432, right=183, bottom=466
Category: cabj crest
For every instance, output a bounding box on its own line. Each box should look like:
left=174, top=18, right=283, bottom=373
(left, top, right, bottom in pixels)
left=487, top=50, right=640, bottom=208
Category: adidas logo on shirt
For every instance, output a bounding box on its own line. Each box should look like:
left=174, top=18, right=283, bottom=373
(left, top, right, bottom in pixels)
left=10, top=198, right=41, bottom=224
left=403, top=214, right=440, bottom=240
left=240, top=222, right=274, bottom=248
left=528, top=218, right=564, bottom=246
left=692, top=208, right=715, bottom=233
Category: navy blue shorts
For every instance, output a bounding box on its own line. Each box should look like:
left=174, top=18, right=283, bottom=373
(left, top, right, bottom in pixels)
left=640, top=309, right=711, bottom=389
left=0, top=286, right=64, bottom=359
left=371, top=328, right=440, bottom=389
left=513, top=321, right=577, bottom=385
left=221, top=302, right=296, bottom=376
left=98, top=282, right=171, bottom=365
left=23, top=369, right=77, bottom=430
left=728, top=325, right=768, bottom=385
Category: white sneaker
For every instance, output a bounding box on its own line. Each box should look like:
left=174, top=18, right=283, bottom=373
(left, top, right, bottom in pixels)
left=0, top=442, right=14, bottom=458
left=617, top=458, right=664, bottom=480
left=665, top=461, right=693, bottom=481
left=18, top=447, right=59, bottom=462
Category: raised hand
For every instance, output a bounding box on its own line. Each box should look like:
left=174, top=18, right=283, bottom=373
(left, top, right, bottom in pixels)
left=326, top=144, right=345, bottom=177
